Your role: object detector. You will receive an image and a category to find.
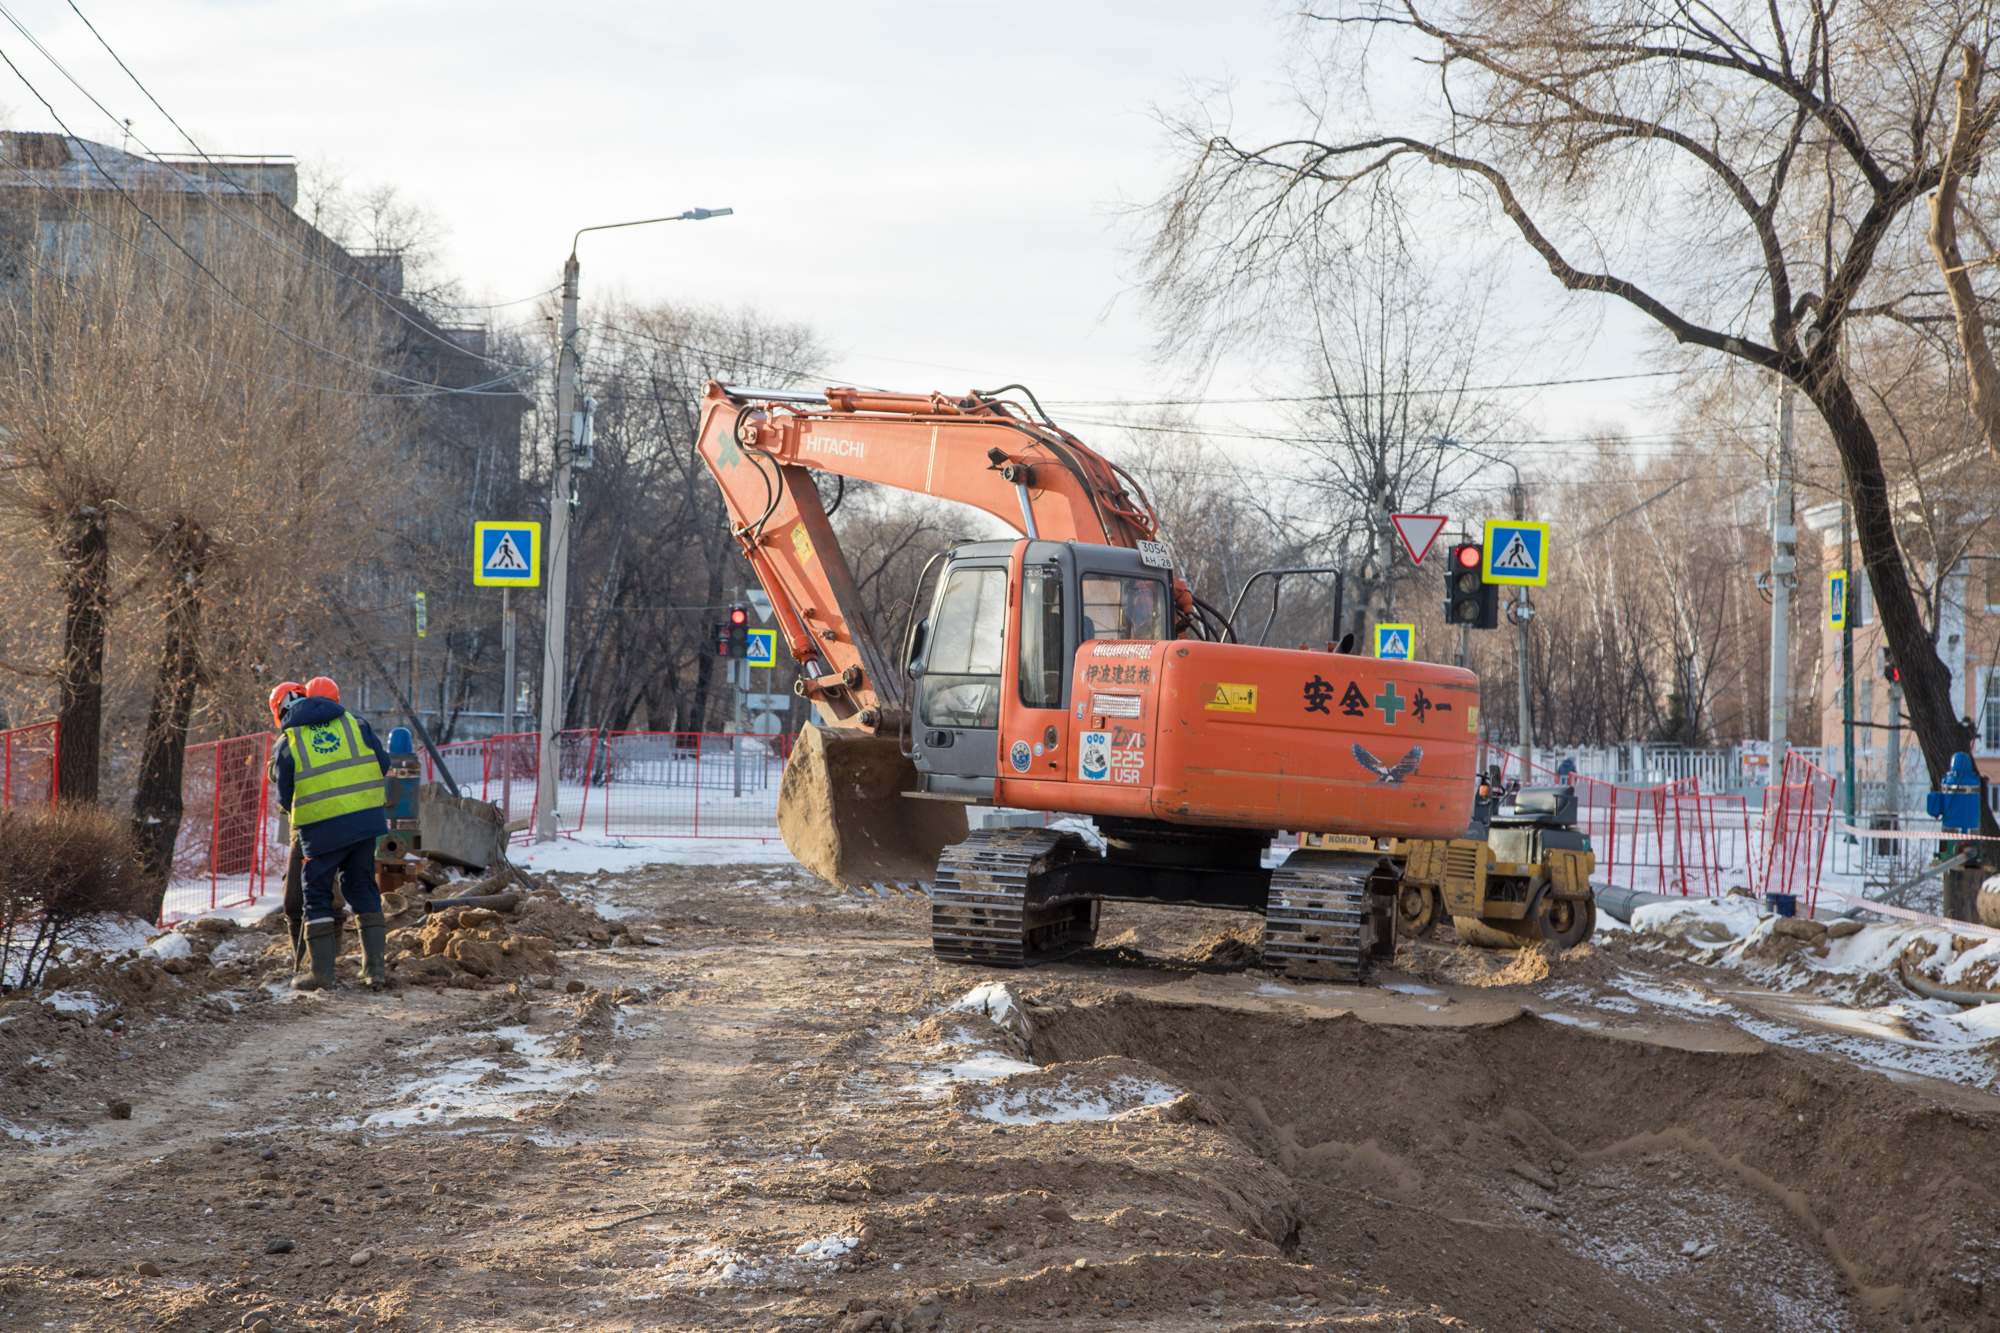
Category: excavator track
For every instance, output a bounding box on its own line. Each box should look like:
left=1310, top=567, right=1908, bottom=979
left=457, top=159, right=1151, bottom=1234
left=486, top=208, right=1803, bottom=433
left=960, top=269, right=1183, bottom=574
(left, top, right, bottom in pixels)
left=931, top=828, right=1095, bottom=967
left=1262, top=852, right=1377, bottom=983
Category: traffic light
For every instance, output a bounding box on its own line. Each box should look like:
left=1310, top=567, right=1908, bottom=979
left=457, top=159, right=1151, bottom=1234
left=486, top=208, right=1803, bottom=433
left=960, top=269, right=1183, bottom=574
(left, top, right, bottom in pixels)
left=1443, top=543, right=1499, bottom=629
left=723, top=604, right=750, bottom=657
left=1882, top=646, right=1900, bottom=684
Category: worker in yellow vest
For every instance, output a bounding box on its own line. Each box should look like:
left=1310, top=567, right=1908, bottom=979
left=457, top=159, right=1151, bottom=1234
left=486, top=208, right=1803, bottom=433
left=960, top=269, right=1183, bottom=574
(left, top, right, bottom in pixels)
left=271, top=676, right=393, bottom=992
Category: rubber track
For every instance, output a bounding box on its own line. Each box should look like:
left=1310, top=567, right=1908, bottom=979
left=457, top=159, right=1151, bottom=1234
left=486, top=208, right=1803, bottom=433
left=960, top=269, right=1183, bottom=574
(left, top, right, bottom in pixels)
left=1262, top=857, right=1372, bottom=983
left=930, top=828, right=1065, bottom=967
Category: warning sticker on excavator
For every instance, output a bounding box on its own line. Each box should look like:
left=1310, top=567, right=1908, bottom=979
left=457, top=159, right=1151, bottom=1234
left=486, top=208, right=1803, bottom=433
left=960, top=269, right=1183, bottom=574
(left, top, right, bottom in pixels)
left=1205, top=683, right=1257, bottom=713
left=790, top=524, right=815, bottom=564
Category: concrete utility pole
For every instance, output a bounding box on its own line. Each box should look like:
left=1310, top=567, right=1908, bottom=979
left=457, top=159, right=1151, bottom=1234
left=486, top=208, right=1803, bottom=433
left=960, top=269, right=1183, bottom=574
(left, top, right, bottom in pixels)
left=1769, top=379, right=1796, bottom=781
left=534, top=256, right=580, bottom=842
left=535, top=207, right=733, bottom=843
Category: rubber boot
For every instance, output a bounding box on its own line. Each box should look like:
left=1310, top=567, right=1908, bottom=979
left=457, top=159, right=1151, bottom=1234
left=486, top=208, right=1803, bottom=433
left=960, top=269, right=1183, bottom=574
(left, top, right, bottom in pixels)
left=357, top=912, right=391, bottom=990
left=290, top=920, right=339, bottom=992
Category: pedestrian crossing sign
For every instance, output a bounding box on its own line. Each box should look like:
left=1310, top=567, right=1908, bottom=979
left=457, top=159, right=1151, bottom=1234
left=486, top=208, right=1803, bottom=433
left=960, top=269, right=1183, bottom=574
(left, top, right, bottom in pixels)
left=1374, top=623, right=1415, bottom=661
left=474, top=521, right=541, bottom=587
left=1482, top=520, right=1550, bottom=586
left=1828, top=570, right=1847, bottom=631
left=745, top=627, right=778, bottom=667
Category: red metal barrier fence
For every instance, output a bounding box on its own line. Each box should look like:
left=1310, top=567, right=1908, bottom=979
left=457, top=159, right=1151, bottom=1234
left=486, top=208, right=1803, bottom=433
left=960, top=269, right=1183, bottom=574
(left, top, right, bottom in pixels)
left=1480, top=744, right=1759, bottom=897
left=1761, top=749, right=1838, bottom=913
left=0, top=719, right=58, bottom=808
left=168, top=733, right=273, bottom=918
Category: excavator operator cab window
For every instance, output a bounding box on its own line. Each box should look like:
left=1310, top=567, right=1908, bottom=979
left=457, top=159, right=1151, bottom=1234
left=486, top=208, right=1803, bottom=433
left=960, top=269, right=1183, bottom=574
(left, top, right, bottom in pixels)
left=1080, top=575, right=1167, bottom=643
left=918, top=566, right=1007, bottom=730
left=1019, top=563, right=1065, bottom=709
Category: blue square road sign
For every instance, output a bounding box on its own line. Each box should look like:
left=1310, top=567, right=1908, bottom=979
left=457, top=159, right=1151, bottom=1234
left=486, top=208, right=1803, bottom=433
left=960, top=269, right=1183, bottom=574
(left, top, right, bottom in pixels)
left=474, top=521, right=541, bottom=587
left=1482, top=520, right=1549, bottom=586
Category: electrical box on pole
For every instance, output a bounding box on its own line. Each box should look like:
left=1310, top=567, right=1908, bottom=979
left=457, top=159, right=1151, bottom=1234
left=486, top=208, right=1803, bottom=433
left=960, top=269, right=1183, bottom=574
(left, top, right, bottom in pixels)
left=1443, top=543, right=1499, bottom=629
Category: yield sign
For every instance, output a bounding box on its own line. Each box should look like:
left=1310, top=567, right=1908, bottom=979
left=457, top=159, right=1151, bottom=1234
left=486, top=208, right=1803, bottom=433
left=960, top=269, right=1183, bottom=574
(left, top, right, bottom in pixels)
left=1390, top=513, right=1449, bottom=565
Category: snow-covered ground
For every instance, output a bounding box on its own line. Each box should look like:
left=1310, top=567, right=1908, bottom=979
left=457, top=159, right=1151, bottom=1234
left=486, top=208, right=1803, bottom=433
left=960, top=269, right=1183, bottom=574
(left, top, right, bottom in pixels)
left=1616, top=893, right=2000, bottom=1093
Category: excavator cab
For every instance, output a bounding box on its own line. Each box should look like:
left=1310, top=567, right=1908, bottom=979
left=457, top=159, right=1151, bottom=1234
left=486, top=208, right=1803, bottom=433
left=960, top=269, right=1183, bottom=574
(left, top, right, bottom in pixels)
left=907, top=540, right=1168, bottom=802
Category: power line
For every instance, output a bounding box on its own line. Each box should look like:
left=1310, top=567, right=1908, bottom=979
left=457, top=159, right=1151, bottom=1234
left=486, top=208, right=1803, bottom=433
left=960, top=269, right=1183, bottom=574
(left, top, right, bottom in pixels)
left=1039, top=369, right=1687, bottom=408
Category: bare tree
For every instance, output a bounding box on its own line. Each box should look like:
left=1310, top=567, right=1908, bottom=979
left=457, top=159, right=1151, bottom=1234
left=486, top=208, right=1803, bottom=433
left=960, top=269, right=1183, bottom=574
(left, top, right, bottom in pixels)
left=1141, top=0, right=1996, bottom=781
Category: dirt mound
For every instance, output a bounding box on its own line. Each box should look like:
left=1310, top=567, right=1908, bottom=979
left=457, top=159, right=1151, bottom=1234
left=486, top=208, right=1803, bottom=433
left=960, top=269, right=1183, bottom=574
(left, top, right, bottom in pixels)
left=1180, top=925, right=1264, bottom=968
left=385, top=905, right=563, bottom=988
left=1397, top=934, right=1617, bottom=988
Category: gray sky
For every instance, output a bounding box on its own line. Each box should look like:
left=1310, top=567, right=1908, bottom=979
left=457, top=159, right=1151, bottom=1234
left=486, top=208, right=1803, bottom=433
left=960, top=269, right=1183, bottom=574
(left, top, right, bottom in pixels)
left=0, top=0, right=1664, bottom=463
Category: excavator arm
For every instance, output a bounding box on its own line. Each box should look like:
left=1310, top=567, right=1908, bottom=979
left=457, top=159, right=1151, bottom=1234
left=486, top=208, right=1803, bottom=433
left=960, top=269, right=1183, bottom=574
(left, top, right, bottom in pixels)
left=693, top=382, right=1172, bottom=731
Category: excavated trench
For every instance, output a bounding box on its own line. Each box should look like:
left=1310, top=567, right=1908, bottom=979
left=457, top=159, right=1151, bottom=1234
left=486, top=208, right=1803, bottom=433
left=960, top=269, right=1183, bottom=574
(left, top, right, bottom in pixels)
left=1025, top=993, right=2000, bottom=1333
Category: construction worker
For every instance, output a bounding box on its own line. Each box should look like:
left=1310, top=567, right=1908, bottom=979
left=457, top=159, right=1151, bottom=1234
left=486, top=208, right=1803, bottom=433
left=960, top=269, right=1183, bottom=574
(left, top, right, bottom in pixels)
left=271, top=675, right=393, bottom=992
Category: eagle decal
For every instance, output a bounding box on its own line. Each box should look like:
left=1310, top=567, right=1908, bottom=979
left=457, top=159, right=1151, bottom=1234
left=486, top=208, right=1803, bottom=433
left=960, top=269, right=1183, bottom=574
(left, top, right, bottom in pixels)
left=1353, top=743, right=1422, bottom=785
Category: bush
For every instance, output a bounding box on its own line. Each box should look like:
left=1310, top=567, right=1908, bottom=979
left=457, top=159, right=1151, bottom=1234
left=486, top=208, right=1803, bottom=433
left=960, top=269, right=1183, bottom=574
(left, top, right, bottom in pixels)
left=0, top=803, right=150, bottom=989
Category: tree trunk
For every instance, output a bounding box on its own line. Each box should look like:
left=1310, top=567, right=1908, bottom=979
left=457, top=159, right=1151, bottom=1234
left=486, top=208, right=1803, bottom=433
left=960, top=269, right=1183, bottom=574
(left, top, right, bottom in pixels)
left=1809, top=371, right=1965, bottom=785
left=54, top=503, right=110, bottom=806
left=130, top=522, right=210, bottom=912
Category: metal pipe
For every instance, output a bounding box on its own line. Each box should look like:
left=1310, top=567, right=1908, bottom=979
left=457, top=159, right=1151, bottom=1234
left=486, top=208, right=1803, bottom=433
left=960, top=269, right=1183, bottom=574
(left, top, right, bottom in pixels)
left=1896, top=960, right=2000, bottom=1007
left=1015, top=482, right=1039, bottom=538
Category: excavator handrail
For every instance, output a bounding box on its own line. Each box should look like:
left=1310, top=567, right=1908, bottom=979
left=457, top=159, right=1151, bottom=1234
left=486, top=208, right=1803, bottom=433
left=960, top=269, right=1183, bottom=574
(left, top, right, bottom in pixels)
left=1225, top=567, right=1347, bottom=648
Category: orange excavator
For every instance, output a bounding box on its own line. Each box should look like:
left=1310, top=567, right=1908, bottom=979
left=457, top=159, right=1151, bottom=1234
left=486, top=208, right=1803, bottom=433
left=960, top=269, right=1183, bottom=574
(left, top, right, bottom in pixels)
left=694, top=382, right=1481, bottom=979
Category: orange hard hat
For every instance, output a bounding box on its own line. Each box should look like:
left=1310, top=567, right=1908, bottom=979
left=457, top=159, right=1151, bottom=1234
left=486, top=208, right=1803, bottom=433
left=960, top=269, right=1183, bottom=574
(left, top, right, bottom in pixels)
left=268, top=681, right=305, bottom=729
left=304, top=676, right=340, bottom=703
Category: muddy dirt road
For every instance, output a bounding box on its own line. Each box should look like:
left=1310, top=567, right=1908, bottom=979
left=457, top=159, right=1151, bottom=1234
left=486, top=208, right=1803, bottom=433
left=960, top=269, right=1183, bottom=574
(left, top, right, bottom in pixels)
left=2, top=859, right=1997, bottom=1333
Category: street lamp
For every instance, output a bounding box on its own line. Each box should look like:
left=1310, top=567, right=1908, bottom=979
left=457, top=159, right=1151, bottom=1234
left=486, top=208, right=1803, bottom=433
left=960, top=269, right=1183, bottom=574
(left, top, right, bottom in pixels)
left=536, top=207, right=735, bottom=843
left=1430, top=437, right=1534, bottom=782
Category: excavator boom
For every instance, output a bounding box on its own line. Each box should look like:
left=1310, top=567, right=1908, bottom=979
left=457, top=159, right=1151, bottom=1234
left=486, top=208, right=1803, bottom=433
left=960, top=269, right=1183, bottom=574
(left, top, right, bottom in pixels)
left=694, top=383, right=1166, bottom=731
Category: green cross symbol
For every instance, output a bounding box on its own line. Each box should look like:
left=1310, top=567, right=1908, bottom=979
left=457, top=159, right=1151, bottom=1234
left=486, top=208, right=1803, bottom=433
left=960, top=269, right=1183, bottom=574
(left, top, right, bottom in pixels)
left=1374, top=682, right=1405, bottom=725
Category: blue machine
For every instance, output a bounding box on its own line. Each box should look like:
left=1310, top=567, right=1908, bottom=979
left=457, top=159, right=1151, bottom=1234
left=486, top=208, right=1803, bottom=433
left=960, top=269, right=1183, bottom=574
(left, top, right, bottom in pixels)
left=1925, top=751, right=1984, bottom=835
left=383, top=726, right=419, bottom=821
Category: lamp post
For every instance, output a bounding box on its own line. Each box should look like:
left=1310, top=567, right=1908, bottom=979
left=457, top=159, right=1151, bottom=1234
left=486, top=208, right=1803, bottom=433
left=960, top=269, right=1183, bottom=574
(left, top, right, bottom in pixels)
left=535, top=207, right=734, bottom=842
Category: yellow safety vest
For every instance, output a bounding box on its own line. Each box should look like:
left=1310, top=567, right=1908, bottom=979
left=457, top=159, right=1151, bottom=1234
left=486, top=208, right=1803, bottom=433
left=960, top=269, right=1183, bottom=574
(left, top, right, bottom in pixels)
left=285, top=712, right=385, bottom=827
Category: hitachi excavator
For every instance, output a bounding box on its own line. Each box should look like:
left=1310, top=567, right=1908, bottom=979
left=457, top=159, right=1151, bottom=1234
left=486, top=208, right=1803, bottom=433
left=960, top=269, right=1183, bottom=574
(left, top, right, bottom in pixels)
left=693, top=382, right=1483, bottom=980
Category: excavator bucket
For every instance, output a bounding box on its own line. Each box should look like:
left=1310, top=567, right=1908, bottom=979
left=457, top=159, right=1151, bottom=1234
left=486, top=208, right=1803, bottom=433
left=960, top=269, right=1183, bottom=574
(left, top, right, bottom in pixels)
left=777, top=725, right=969, bottom=888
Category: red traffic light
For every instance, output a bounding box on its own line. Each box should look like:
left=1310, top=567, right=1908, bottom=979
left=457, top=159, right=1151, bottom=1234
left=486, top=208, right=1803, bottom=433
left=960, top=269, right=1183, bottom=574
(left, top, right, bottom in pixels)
left=729, top=605, right=748, bottom=626
left=1454, top=544, right=1482, bottom=569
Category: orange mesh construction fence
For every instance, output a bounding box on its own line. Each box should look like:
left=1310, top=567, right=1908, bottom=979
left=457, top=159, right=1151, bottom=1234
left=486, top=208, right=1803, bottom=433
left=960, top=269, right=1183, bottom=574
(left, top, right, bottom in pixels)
left=0, top=719, right=58, bottom=808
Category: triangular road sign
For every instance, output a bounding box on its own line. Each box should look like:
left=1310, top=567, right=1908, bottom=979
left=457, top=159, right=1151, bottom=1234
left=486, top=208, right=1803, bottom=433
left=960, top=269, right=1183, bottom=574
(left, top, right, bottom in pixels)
left=1390, top=513, right=1449, bottom=565
left=746, top=589, right=773, bottom=623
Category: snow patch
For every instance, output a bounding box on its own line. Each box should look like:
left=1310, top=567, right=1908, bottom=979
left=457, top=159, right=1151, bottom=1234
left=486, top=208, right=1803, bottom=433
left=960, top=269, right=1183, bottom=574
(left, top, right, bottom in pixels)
left=1630, top=896, right=1766, bottom=945
left=363, top=1025, right=595, bottom=1127
left=144, top=932, right=193, bottom=960
left=952, top=982, right=1019, bottom=1026
left=512, top=833, right=798, bottom=876
left=970, top=1071, right=1185, bottom=1124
